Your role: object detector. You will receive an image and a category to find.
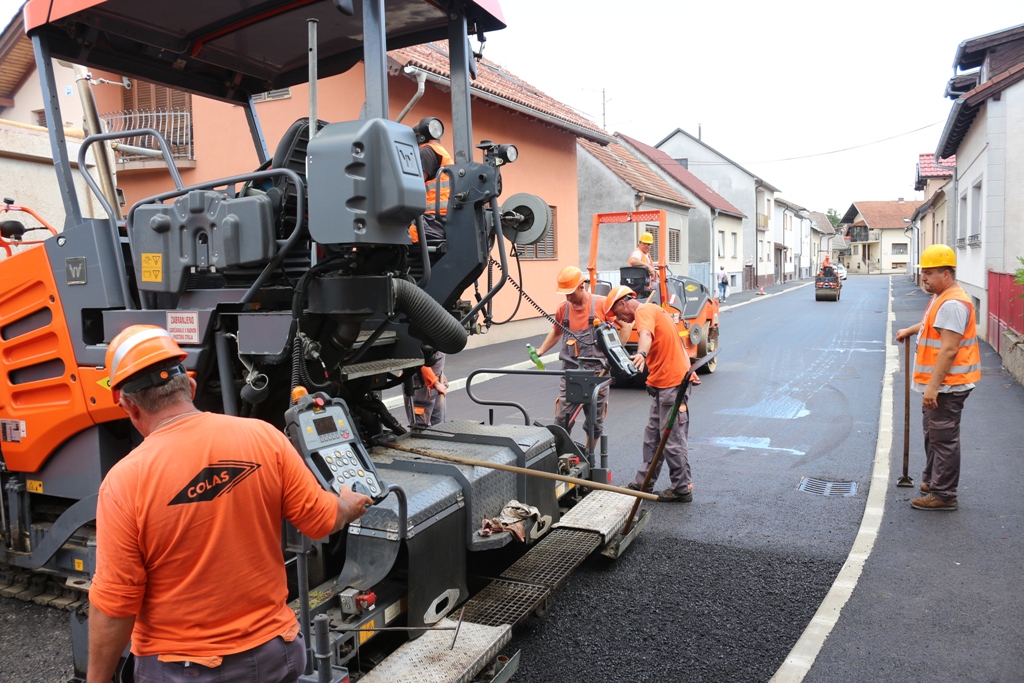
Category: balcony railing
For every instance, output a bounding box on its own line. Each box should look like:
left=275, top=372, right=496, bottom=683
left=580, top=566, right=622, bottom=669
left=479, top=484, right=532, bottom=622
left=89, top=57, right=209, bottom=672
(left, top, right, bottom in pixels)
left=849, top=227, right=882, bottom=243
left=100, top=109, right=193, bottom=162
left=968, top=234, right=982, bottom=248
left=956, top=237, right=967, bottom=249
left=757, top=213, right=769, bottom=229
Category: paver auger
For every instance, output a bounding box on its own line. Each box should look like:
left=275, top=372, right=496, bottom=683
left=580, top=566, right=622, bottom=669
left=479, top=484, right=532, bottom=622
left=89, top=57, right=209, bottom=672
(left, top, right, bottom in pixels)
left=0, top=2, right=651, bottom=680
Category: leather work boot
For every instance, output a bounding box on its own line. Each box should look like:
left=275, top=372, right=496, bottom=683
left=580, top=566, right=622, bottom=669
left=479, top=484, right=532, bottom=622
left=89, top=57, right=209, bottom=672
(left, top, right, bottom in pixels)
left=911, top=493, right=957, bottom=511
left=626, top=482, right=654, bottom=494
left=920, top=482, right=930, bottom=493
left=657, top=489, right=693, bottom=503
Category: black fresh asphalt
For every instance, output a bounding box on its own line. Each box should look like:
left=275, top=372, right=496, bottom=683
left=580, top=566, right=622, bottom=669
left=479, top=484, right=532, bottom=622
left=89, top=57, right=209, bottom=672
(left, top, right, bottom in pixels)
left=3, top=275, right=1022, bottom=682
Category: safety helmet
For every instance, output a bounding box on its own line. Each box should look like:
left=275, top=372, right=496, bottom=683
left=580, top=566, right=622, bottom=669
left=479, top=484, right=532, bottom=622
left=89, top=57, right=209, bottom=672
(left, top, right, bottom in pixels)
left=639, top=232, right=654, bottom=244
left=106, top=324, right=187, bottom=398
left=605, top=285, right=636, bottom=312
left=919, top=243, right=956, bottom=269
left=556, top=266, right=584, bottom=294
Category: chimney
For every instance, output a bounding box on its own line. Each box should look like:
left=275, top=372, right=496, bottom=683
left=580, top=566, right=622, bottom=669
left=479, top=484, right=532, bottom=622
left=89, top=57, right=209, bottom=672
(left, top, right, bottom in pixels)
left=898, top=197, right=905, bottom=203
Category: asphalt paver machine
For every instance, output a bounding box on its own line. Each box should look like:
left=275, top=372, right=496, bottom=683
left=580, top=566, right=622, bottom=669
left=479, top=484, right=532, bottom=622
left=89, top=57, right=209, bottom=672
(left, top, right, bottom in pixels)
left=0, top=2, right=650, bottom=680
left=587, top=211, right=721, bottom=384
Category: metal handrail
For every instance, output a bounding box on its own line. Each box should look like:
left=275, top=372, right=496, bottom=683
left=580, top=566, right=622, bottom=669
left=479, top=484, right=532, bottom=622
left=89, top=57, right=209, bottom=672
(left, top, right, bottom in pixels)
left=100, top=109, right=193, bottom=161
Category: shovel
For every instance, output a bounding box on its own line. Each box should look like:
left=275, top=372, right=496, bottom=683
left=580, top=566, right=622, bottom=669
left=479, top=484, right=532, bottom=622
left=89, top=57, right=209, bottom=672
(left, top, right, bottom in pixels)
left=896, top=335, right=914, bottom=488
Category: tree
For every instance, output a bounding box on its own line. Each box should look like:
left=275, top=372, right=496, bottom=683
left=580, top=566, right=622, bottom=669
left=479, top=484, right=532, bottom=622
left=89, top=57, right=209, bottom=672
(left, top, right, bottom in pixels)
left=826, top=208, right=842, bottom=228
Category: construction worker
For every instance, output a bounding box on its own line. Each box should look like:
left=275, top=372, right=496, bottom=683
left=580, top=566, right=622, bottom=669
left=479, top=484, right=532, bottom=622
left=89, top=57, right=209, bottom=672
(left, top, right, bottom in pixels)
left=628, top=232, right=658, bottom=285
left=88, top=325, right=371, bottom=682
left=605, top=286, right=694, bottom=502
left=895, top=244, right=980, bottom=511
left=534, top=266, right=609, bottom=443
left=405, top=351, right=448, bottom=427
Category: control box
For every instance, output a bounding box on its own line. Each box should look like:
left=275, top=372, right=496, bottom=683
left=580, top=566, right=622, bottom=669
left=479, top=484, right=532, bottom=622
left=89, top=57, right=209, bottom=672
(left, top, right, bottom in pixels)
left=595, top=322, right=639, bottom=379
left=285, top=393, right=387, bottom=502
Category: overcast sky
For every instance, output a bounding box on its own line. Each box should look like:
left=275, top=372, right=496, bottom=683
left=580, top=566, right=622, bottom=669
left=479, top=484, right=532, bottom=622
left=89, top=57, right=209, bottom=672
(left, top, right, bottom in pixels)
left=3, top=0, right=1021, bottom=214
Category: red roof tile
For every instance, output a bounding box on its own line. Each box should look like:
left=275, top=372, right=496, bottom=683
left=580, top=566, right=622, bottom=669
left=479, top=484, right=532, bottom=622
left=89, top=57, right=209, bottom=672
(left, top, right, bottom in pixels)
left=616, top=133, right=745, bottom=218
left=389, top=42, right=607, bottom=140
left=577, top=138, right=694, bottom=209
left=918, top=153, right=955, bottom=178
left=844, top=201, right=920, bottom=230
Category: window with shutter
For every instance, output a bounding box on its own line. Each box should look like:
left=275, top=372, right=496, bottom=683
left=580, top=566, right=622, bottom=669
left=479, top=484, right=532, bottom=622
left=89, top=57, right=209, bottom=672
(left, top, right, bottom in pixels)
left=645, top=225, right=659, bottom=262
left=107, top=79, right=194, bottom=161
left=669, top=229, right=680, bottom=263
left=516, top=206, right=557, bottom=260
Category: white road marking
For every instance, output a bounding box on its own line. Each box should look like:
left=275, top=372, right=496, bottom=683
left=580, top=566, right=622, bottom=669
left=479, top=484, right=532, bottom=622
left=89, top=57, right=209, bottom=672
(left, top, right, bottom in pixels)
left=382, top=353, right=559, bottom=410
left=691, top=436, right=805, bottom=455
left=770, top=277, right=897, bottom=682
left=720, top=281, right=813, bottom=311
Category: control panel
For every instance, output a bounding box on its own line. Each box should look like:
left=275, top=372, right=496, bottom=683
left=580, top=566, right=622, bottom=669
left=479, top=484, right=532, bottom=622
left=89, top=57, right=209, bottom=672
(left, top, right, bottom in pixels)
left=595, top=322, right=639, bottom=378
left=285, top=393, right=388, bottom=502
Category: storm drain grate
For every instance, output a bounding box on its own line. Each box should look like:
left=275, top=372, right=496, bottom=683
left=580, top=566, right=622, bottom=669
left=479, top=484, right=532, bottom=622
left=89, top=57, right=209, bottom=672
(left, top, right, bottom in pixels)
left=500, top=528, right=601, bottom=589
left=459, top=580, right=550, bottom=627
left=798, top=477, right=858, bottom=497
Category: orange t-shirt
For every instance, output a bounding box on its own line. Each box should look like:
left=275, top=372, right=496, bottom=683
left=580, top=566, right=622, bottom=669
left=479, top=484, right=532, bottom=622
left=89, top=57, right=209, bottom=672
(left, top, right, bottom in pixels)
left=634, top=302, right=690, bottom=389
left=553, top=291, right=608, bottom=332
left=90, top=412, right=339, bottom=659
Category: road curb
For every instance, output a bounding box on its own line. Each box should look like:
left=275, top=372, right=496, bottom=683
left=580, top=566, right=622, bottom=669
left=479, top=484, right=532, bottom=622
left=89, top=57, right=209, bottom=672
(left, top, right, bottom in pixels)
left=770, top=276, right=896, bottom=682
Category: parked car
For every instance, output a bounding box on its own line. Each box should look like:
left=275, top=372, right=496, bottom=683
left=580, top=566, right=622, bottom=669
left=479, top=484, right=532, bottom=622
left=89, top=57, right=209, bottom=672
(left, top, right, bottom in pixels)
left=835, top=264, right=847, bottom=280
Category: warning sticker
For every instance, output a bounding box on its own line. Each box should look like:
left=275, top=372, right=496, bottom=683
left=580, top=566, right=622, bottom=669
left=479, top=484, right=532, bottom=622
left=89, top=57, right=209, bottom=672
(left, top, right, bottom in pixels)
left=166, top=311, right=200, bottom=344
left=97, top=377, right=112, bottom=390
left=27, top=480, right=43, bottom=493
left=141, top=253, right=163, bottom=283
left=384, top=600, right=402, bottom=624
left=74, top=559, right=84, bottom=572
left=0, top=419, right=26, bottom=442
left=359, top=619, right=375, bottom=644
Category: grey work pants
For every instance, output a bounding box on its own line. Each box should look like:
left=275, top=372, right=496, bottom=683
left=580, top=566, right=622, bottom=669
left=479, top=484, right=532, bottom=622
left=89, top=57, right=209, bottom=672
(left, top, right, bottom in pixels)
left=134, top=632, right=305, bottom=683
left=554, top=376, right=608, bottom=443
left=922, top=389, right=971, bottom=502
left=632, top=386, right=691, bottom=493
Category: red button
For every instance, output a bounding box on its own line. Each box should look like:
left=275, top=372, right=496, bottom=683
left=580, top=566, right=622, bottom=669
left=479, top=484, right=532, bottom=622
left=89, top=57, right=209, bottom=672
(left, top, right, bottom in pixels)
left=314, top=397, right=325, bottom=406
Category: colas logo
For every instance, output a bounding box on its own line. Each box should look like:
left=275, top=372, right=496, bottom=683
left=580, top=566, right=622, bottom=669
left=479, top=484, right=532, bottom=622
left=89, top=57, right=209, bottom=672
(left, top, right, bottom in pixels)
left=168, top=460, right=261, bottom=505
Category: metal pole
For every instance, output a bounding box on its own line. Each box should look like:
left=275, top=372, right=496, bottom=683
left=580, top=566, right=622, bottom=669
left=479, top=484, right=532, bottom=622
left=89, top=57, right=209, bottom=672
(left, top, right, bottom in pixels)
left=362, top=0, right=389, bottom=119
left=296, top=536, right=313, bottom=675
left=308, top=19, right=319, bottom=137
left=244, top=97, right=269, bottom=165
left=446, top=7, right=473, bottom=162
left=31, top=32, right=82, bottom=227
left=313, top=614, right=332, bottom=683
left=72, top=66, right=121, bottom=219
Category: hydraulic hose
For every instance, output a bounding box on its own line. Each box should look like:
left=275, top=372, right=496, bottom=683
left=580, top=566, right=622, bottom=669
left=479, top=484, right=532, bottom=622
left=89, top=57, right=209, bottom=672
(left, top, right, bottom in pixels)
left=392, top=278, right=467, bottom=354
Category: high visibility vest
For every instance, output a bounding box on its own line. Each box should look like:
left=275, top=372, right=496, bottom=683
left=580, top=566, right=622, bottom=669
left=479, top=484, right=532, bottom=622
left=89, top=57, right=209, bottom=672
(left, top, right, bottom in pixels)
left=913, top=284, right=981, bottom=386
left=423, top=141, right=453, bottom=216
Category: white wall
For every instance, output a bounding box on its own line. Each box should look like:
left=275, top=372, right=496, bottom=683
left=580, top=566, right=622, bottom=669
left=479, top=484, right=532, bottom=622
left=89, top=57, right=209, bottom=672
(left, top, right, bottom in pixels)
left=954, top=100, right=988, bottom=296
left=5, top=60, right=86, bottom=129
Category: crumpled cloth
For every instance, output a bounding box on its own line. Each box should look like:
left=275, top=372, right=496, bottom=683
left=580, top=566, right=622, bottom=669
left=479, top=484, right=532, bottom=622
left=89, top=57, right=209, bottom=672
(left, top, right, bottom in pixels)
left=479, top=500, right=542, bottom=542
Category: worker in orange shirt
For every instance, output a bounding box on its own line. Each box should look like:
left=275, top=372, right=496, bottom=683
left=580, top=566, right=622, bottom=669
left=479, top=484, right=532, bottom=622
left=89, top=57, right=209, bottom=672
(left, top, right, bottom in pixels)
left=405, top=351, right=448, bottom=427
left=606, top=286, right=694, bottom=503
left=534, top=266, right=610, bottom=444
left=409, top=117, right=452, bottom=246
left=87, top=325, right=371, bottom=683
left=628, top=232, right=658, bottom=287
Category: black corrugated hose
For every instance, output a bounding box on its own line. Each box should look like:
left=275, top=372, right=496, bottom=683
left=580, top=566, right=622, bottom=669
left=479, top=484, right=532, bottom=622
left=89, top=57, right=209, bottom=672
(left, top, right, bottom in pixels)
left=393, top=278, right=467, bottom=354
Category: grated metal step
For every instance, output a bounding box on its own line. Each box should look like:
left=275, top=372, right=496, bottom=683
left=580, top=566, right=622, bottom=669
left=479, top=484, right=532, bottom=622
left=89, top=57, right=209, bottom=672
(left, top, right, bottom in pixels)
left=459, top=580, right=550, bottom=628
left=499, top=529, right=600, bottom=590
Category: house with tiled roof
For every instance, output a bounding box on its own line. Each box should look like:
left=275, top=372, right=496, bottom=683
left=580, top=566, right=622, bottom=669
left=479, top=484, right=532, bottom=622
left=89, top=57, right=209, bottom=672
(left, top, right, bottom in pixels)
left=840, top=200, right=919, bottom=274
left=656, top=128, right=780, bottom=289
left=806, top=211, right=837, bottom=270
left=576, top=138, right=694, bottom=277
left=934, top=21, right=1024, bottom=346
left=616, top=134, right=746, bottom=292
left=909, top=153, right=956, bottom=281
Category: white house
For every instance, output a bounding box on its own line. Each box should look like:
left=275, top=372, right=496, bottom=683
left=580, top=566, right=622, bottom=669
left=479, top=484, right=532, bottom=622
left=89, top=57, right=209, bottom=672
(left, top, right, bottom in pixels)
left=840, top=200, right=918, bottom=275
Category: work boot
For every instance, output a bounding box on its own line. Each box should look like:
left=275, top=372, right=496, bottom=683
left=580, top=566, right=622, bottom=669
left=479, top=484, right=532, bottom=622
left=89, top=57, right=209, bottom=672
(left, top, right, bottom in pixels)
left=911, top=493, right=957, bottom=511
left=920, top=482, right=930, bottom=493
left=626, top=482, right=654, bottom=494
left=657, top=489, right=692, bottom=503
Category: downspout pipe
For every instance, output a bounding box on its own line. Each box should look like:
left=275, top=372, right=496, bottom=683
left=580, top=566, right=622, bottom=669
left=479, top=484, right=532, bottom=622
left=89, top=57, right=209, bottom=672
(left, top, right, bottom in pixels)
left=396, top=67, right=427, bottom=123
left=710, top=208, right=720, bottom=292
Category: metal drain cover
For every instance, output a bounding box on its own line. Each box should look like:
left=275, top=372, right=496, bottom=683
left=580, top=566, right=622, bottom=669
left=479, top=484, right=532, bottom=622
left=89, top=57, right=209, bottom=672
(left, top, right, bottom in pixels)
left=798, top=477, right=858, bottom=497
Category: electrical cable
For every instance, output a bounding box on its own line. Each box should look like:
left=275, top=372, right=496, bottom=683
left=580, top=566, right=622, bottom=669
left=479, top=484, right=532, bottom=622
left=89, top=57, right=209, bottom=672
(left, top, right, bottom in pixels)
left=486, top=253, right=588, bottom=343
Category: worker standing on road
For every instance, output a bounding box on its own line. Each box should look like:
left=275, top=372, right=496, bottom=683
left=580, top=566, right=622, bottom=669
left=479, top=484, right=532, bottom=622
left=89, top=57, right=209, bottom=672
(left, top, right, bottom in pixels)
left=628, top=232, right=658, bottom=287
left=895, top=244, right=980, bottom=511
left=405, top=351, right=448, bottom=427
left=605, top=286, right=695, bottom=502
left=534, top=266, right=610, bottom=445
left=87, top=325, right=371, bottom=683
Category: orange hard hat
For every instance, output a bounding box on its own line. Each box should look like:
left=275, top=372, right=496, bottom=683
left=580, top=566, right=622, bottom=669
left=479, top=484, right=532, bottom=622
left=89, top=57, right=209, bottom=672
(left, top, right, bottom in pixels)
left=106, top=324, right=187, bottom=393
left=605, top=285, right=635, bottom=312
left=556, top=266, right=584, bottom=294
left=639, top=232, right=654, bottom=244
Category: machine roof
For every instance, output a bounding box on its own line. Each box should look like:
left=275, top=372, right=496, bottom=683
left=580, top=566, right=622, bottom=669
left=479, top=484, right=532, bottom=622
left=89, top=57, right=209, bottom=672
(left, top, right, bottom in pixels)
left=21, top=0, right=505, bottom=104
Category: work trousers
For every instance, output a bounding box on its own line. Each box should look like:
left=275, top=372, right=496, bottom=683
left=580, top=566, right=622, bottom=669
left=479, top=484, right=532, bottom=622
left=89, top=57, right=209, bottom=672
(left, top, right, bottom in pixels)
left=633, top=386, right=691, bottom=493
left=134, top=632, right=304, bottom=682
left=405, top=354, right=446, bottom=427
left=921, top=389, right=971, bottom=502
left=554, top=376, right=608, bottom=443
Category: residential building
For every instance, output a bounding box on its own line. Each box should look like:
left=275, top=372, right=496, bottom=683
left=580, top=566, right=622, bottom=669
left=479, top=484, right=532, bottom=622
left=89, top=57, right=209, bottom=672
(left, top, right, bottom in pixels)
left=774, top=198, right=807, bottom=282
left=615, top=134, right=745, bottom=292
left=909, top=153, right=955, bottom=281
left=806, top=211, right=837, bottom=273
left=576, top=138, right=694, bottom=283
left=656, top=128, right=780, bottom=289
left=935, top=22, right=1024, bottom=346
left=840, top=200, right=918, bottom=274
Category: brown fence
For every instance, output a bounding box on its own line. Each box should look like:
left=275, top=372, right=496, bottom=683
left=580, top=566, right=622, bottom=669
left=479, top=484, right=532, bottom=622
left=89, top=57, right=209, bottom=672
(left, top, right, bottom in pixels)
left=988, top=270, right=1024, bottom=355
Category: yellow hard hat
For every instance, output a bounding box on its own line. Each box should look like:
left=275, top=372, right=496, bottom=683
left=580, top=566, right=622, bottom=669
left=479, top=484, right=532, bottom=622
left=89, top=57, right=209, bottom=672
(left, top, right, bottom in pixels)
left=919, top=243, right=956, bottom=269
left=556, top=266, right=584, bottom=294
left=605, top=285, right=635, bottom=312
left=639, top=232, right=654, bottom=244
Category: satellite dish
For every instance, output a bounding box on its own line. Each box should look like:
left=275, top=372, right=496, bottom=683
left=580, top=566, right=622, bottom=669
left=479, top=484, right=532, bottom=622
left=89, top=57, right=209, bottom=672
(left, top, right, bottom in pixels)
left=498, top=193, right=551, bottom=245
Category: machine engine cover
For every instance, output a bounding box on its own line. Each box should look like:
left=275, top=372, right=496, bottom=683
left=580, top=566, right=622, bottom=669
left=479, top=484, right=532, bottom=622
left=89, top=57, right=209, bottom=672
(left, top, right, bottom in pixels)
left=306, top=118, right=426, bottom=245
left=131, top=190, right=275, bottom=293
